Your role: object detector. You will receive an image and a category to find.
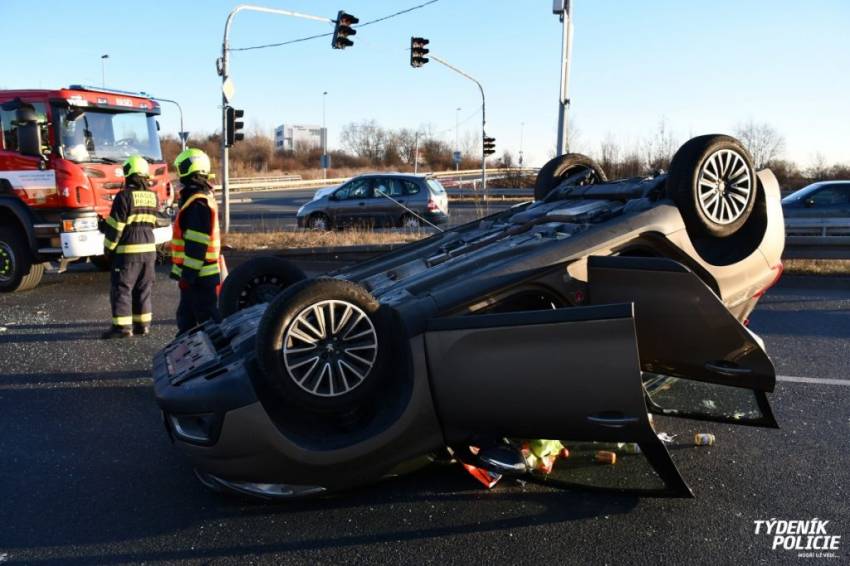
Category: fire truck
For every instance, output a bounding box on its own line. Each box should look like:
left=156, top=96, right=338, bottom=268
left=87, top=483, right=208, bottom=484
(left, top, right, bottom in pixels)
left=0, top=85, right=174, bottom=292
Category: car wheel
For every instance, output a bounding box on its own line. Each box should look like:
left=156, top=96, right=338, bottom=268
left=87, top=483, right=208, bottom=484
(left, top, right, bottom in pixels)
left=667, top=134, right=757, bottom=238
left=0, top=226, right=44, bottom=293
left=256, top=278, right=391, bottom=414
left=534, top=153, right=607, bottom=201
left=307, top=213, right=330, bottom=231
left=219, top=256, right=307, bottom=317
left=400, top=214, right=420, bottom=229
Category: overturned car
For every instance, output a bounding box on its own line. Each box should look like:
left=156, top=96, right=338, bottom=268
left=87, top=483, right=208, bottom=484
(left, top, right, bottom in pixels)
left=154, top=134, right=785, bottom=499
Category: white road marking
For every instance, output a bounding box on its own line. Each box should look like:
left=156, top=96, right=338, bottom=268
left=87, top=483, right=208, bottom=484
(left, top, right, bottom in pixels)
left=777, top=374, right=850, bottom=386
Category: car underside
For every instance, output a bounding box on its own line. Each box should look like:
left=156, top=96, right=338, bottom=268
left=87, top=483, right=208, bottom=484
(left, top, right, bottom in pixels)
left=154, top=134, right=786, bottom=499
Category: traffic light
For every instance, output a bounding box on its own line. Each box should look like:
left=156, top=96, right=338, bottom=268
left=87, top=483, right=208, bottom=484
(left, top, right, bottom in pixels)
left=225, top=106, right=245, bottom=147
left=332, top=11, right=359, bottom=49
left=483, top=135, right=496, bottom=156
left=410, top=37, right=430, bottom=67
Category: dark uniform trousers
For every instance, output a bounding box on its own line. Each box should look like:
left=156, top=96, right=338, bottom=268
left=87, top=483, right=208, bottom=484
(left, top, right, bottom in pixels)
left=111, top=260, right=156, bottom=328
left=176, top=284, right=220, bottom=335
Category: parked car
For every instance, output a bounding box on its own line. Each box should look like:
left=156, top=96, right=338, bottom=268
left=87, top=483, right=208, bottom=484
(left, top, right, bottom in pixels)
left=781, top=180, right=850, bottom=217
left=155, top=134, right=785, bottom=500
left=296, top=173, right=449, bottom=230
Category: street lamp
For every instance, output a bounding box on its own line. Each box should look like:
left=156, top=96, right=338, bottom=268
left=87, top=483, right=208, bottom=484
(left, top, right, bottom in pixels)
left=322, top=91, right=328, bottom=179
left=553, top=0, right=574, bottom=155
left=100, top=54, right=109, bottom=88
left=455, top=106, right=461, bottom=173
left=519, top=121, right=524, bottom=168
left=152, top=97, right=187, bottom=150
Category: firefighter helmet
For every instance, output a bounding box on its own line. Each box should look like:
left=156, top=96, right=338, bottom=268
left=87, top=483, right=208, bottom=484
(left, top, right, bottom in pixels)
left=174, top=148, right=212, bottom=179
left=122, top=155, right=150, bottom=178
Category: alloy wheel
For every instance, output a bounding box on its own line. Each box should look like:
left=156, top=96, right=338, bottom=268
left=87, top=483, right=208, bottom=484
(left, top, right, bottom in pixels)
left=282, top=300, right=378, bottom=398
left=697, top=149, right=753, bottom=225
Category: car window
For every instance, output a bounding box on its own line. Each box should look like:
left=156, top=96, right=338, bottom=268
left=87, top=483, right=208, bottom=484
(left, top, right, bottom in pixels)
left=333, top=184, right=351, bottom=200
left=373, top=178, right=396, bottom=198
left=810, top=186, right=850, bottom=206
left=348, top=179, right=373, bottom=200
left=1, top=102, right=49, bottom=153
left=401, top=180, right=421, bottom=196
left=427, top=179, right=447, bottom=194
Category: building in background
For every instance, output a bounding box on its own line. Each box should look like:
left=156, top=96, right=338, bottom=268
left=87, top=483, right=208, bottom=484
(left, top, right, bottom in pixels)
left=274, top=124, right=327, bottom=153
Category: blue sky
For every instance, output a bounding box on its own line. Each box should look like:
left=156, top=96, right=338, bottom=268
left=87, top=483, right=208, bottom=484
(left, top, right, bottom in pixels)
left=3, top=0, right=848, bottom=167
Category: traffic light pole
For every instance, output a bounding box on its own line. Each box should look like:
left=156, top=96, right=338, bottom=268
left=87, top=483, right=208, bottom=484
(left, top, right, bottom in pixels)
left=429, top=55, right=487, bottom=190
left=555, top=2, right=573, bottom=156
left=219, top=4, right=334, bottom=232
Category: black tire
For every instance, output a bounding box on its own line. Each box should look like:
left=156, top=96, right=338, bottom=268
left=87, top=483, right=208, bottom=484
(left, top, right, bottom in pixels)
left=667, top=134, right=757, bottom=238
left=219, top=256, right=307, bottom=317
left=399, top=214, right=420, bottom=229
left=0, top=225, right=44, bottom=293
left=256, top=278, right=391, bottom=414
left=534, top=153, right=607, bottom=201
left=307, top=213, right=331, bottom=231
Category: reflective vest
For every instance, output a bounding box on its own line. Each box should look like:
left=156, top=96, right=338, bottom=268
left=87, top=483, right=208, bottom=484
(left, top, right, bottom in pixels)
left=171, top=192, right=221, bottom=280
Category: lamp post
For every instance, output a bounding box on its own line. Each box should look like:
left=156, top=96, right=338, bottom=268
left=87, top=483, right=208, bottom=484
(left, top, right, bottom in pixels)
left=100, top=54, right=109, bottom=88
left=322, top=90, right=328, bottom=179
left=519, top=121, right=524, bottom=168
left=455, top=106, right=461, bottom=174
left=553, top=0, right=574, bottom=155
left=153, top=97, right=187, bottom=150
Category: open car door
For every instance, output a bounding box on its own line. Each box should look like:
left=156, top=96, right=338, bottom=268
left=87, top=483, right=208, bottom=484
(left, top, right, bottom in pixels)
left=424, top=304, right=693, bottom=496
left=588, top=255, right=778, bottom=428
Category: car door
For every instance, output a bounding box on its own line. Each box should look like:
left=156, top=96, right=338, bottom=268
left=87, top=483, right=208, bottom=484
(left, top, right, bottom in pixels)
left=372, top=178, right=407, bottom=227
left=334, top=178, right=373, bottom=226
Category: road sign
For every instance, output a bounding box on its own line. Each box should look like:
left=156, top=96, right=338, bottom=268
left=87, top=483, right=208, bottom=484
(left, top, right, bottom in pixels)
left=321, top=154, right=331, bottom=169
left=222, top=78, right=236, bottom=103
left=178, top=131, right=189, bottom=142
left=452, top=151, right=462, bottom=164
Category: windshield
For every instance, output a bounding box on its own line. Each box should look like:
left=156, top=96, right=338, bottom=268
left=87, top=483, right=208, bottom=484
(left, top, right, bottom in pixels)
left=56, top=107, right=162, bottom=164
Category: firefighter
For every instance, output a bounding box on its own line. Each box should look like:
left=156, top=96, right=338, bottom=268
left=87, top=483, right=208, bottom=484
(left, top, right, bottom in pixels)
left=171, top=148, right=222, bottom=335
left=101, top=155, right=159, bottom=339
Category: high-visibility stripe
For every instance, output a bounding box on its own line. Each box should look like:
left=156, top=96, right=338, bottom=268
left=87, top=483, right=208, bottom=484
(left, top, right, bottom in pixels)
left=171, top=238, right=185, bottom=247
left=182, top=256, right=204, bottom=270
left=106, top=216, right=125, bottom=231
left=199, top=263, right=221, bottom=277
left=112, top=316, right=132, bottom=326
left=115, top=243, right=157, bottom=254
left=104, top=239, right=118, bottom=251
left=132, top=313, right=153, bottom=323
left=184, top=229, right=210, bottom=244
left=126, top=213, right=157, bottom=225
left=171, top=264, right=183, bottom=277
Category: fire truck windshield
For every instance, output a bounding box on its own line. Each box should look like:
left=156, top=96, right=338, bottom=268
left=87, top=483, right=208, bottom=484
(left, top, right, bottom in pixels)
left=56, top=107, right=162, bottom=164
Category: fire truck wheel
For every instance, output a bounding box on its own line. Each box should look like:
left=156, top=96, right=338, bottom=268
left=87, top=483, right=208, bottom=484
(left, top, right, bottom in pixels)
left=0, top=226, right=44, bottom=293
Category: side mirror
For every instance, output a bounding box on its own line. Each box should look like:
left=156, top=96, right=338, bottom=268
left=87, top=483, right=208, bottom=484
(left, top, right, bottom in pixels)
left=65, top=109, right=85, bottom=122
left=18, top=122, right=43, bottom=158
left=156, top=120, right=161, bottom=132
left=804, top=197, right=815, bottom=208
left=328, top=193, right=338, bottom=201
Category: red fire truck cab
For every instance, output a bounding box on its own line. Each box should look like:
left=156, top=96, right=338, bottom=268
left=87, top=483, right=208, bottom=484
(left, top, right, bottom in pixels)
left=0, top=85, right=174, bottom=292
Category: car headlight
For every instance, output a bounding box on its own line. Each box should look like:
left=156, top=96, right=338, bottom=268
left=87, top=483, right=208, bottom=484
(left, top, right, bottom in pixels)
left=62, top=217, right=99, bottom=232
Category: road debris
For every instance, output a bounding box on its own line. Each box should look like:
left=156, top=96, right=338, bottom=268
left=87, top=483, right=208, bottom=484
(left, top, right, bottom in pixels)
left=694, top=433, right=716, bottom=446
left=617, top=442, right=642, bottom=454
left=657, top=432, right=678, bottom=444
left=595, top=450, right=617, bottom=465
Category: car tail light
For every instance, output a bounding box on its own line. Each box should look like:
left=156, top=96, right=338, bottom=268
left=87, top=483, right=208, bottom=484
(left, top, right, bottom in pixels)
left=754, top=263, right=784, bottom=298
left=427, top=199, right=438, bottom=211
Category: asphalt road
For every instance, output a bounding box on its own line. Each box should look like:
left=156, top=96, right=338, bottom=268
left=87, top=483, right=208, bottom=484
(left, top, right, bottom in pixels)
left=226, top=188, right=514, bottom=232
left=1, top=268, right=849, bottom=565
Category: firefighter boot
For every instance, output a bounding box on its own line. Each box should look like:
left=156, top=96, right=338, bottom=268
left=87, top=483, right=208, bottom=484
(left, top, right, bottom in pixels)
left=101, top=326, right=133, bottom=340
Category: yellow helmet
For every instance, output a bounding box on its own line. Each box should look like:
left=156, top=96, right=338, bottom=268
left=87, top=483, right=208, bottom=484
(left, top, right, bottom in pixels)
left=122, top=155, right=150, bottom=178
left=174, top=148, right=211, bottom=179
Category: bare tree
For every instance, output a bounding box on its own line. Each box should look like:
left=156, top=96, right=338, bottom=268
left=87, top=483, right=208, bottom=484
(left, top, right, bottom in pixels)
left=340, top=120, right=387, bottom=164
left=643, top=118, right=677, bottom=172
left=735, top=120, right=785, bottom=169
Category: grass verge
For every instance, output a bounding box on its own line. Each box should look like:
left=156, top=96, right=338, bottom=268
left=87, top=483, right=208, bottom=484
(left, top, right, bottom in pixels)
left=782, top=259, right=850, bottom=277
left=223, top=229, right=428, bottom=250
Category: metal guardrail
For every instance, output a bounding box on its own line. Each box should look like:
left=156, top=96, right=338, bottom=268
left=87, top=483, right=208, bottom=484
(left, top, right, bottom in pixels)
left=784, top=217, right=850, bottom=259
left=219, top=168, right=539, bottom=194
left=230, top=174, right=302, bottom=185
